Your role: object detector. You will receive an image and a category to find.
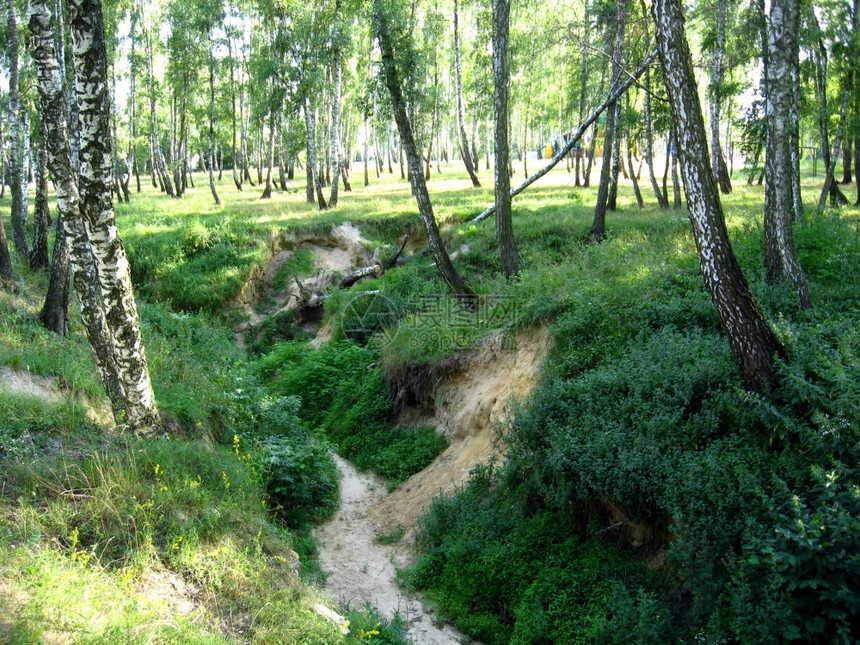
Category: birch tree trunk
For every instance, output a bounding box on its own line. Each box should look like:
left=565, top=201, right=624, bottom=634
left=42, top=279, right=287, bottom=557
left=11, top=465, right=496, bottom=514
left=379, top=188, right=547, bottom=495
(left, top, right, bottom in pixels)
left=7, top=0, right=30, bottom=260
left=262, top=112, right=276, bottom=199
left=817, top=79, right=852, bottom=213
left=373, top=0, right=471, bottom=300
left=28, top=0, right=125, bottom=415
left=708, top=0, right=733, bottom=194
left=329, top=0, right=343, bottom=207
left=68, top=0, right=163, bottom=433
left=304, top=99, right=328, bottom=210
left=493, top=0, right=520, bottom=279
left=207, top=50, right=221, bottom=205
left=653, top=0, right=782, bottom=392
left=0, top=90, right=12, bottom=277
left=764, top=0, right=811, bottom=308
left=128, top=10, right=141, bottom=192
left=454, top=0, right=481, bottom=188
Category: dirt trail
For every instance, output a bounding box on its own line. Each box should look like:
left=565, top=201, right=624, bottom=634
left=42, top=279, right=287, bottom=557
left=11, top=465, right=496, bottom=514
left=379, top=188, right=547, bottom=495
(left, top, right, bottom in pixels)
left=313, top=455, right=471, bottom=644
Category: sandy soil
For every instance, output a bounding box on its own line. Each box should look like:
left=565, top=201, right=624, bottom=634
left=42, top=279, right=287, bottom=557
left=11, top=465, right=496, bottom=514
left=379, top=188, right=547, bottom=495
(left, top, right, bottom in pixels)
left=314, top=455, right=472, bottom=644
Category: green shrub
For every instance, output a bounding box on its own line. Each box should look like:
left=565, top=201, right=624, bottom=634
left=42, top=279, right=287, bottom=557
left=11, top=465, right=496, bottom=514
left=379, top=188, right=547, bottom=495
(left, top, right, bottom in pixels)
left=261, top=434, right=339, bottom=527
left=257, top=342, right=447, bottom=484
left=407, top=465, right=658, bottom=645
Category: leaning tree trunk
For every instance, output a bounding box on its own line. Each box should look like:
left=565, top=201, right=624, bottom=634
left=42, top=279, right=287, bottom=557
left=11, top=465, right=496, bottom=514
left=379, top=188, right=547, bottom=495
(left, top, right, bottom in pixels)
left=68, top=0, right=163, bottom=434
left=812, top=29, right=848, bottom=207
left=7, top=0, right=30, bottom=260
left=454, top=0, right=481, bottom=188
left=817, top=78, right=852, bottom=213
left=493, top=0, right=520, bottom=279
left=373, top=0, right=471, bottom=300
left=653, top=0, right=782, bottom=392
left=764, top=0, right=811, bottom=308
left=28, top=0, right=126, bottom=416
left=709, top=0, right=733, bottom=194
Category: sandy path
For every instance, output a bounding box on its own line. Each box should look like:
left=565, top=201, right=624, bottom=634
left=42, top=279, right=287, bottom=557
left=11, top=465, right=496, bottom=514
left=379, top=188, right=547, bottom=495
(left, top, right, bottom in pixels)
left=313, top=455, right=471, bottom=644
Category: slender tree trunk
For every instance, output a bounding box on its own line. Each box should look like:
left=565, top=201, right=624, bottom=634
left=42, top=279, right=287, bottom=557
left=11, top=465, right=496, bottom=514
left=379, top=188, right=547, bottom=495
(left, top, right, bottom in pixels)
left=640, top=0, right=669, bottom=208
left=625, top=109, right=644, bottom=209
left=0, top=93, right=6, bottom=201
left=493, top=0, right=520, bottom=279
left=840, top=137, right=853, bottom=184
left=7, top=0, right=30, bottom=260
left=592, top=0, right=626, bottom=240
left=144, top=16, right=175, bottom=198
left=363, top=113, right=370, bottom=187
left=454, top=0, right=481, bottom=187
left=262, top=113, right=276, bottom=199
left=607, top=99, right=623, bottom=210
left=228, top=40, right=242, bottom=191
left=373, top=0, right=471, bottom=300
left=709, top=0, right=733, bottom=194
left=790, top=44, right=803, bottom=219
left=69, top=0, right=162, bottom=433
left=304, top=100, right=328, bottom=209
left=817, top=78, right=852, bottom=212
left=329, top=0, right=343, bottom=206
left=0, top=85, right=9, bottom=279
left=855, top=67, right=860, bottom=206
left=653, top=0, right=782, bottom=392
left=764, top=0, right=810, bottom=307
left=40, top=213, right=70, bottom=336
left=128, top=13, right=141, bottom=193
left=671, top=127, right=682, bottom=208
left=812, top=27, right=848, bottom=206
left=207, top=53, right=221, bottom=205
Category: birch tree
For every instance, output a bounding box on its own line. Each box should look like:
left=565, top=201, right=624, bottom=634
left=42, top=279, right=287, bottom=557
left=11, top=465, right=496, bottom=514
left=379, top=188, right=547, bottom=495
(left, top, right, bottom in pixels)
left=764, top=0, right=811, bottom=308
left=7, top=0, right=30, bottom=260
left=28, top=0, right=126, bottom=415
left=373, top=0, right=471, bottom=300
left=652, top=0, right=783, bottom=391
left=68, top=0, right=163, bottom=433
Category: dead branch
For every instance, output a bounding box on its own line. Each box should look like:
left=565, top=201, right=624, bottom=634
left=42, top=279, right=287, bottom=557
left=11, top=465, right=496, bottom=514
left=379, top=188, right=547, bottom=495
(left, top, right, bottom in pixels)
left=470, top=51, right=658, bottom=224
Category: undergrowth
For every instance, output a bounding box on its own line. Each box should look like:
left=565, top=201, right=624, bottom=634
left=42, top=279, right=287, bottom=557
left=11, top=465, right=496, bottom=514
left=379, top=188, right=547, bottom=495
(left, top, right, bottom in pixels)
left=254, top=341, right=448, bottom=485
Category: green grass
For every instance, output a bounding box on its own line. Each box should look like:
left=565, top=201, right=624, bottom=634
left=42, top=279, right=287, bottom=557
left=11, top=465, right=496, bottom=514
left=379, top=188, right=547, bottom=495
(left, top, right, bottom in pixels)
left=1, top=156, right=858, bottom=644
